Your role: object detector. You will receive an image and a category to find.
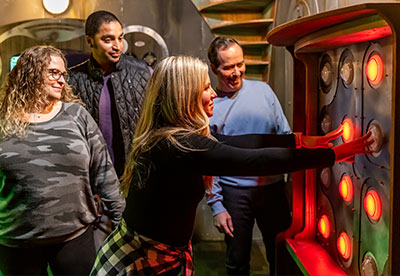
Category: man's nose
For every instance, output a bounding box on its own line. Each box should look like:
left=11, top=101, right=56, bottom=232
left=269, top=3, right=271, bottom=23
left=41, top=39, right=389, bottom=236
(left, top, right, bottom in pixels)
left=112, top=40, right=121, bottom=50
left=232, top=66, right=240, bottom=76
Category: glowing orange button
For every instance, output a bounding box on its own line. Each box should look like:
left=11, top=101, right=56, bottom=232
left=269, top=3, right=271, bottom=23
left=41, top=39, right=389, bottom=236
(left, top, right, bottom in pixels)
left=366, top=54, right=384, bottom=86
left=342, top=118, right=355, bottom=142
left=364, top=190, right=382, bottom=221
left=318, top=215, right=330, bottom=239
left=337, top=232, right=351, bottom=259
left=339, top=175, right=353, bottom=203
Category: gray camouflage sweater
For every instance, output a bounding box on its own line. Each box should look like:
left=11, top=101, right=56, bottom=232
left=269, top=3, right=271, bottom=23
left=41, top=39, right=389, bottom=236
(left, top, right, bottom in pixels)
left=0, top=102, right=125, bottom=247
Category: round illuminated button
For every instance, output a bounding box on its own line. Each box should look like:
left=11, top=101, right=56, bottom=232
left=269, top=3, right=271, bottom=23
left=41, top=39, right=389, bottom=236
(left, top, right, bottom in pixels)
left=320, top=114, right=332, bottom=134
left=320, top=168, right=331, bottom=188
left=364, top=190, right=382, bottom=221
left=361, top=253, right=378, bottom=276
left=337, top=232, right=351, bottom=259
left=367, top=123, right=383, bottom=156
left=340, top=57, right=354, bottom=86
left=342, top=118, right=355, bottom=143
left=321, top=62, right=333, bottom=87
left=339, top=175, right=353, bottom=203
left=318, top=215, right=330, bottom=239
left=366, top=53, right=384, bottom=86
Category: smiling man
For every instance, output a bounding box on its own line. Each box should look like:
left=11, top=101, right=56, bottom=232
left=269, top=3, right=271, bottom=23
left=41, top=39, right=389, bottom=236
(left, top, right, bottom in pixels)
left=207, top=36, right=292, bottom=276
left=69, top=10, right=150, bottom=178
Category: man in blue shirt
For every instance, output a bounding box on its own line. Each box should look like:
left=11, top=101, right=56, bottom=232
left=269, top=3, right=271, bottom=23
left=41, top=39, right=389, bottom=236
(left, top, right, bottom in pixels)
left=207, top=36, right=292, bottom=276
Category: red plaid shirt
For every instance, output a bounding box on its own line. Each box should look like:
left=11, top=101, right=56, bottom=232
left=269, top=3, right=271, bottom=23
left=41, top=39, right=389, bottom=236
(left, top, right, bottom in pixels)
left=91, top=219, right=194, bottom=276
left=131, top=233, right=194, bottom=275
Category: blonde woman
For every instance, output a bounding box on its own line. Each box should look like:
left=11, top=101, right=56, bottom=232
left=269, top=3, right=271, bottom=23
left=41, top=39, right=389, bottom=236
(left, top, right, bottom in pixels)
left=91, top=56, right=371, bottom=276
left=0, top=45, right=125, bottom=275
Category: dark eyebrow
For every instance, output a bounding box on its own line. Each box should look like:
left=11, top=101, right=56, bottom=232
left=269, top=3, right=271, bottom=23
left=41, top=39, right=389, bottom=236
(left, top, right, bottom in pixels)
left=101, top=31, right=124, bottom=39
left=101, top=35, right=115, bottom=39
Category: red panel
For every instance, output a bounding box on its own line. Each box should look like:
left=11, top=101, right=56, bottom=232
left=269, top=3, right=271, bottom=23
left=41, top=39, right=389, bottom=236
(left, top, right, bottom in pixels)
left=286, top=238, right=346, bottom=276
left=267, top=8, right=376, bottom=46
left=299, top=26, right=392, bottom=53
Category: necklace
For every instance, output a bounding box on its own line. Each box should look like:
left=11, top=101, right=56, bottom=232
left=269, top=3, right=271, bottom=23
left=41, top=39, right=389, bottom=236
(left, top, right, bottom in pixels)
left=40, top=101, right=56, bottom=114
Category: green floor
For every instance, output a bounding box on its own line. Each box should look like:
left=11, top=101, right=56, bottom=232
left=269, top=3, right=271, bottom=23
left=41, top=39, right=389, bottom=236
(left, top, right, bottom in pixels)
left=192, top=240, right=270, bottom=276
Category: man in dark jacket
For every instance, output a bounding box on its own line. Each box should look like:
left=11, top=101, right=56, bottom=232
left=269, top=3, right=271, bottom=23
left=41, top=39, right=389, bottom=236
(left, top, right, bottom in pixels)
left=69, top=10, right=150, bottom=177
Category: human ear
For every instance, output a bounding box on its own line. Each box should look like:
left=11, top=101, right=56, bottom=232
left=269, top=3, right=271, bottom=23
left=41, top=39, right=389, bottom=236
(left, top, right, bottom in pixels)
left=211, top=64, right=218, bottom=75
left=86, top=36, right=94, bottom=48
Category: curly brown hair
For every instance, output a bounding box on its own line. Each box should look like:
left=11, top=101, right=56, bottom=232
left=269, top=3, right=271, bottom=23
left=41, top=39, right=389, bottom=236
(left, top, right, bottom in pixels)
left=0, top=45, right=82, bottom=138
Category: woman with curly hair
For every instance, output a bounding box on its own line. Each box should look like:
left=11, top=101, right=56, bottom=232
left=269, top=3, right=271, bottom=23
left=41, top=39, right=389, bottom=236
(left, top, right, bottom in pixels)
left=0, top=45, right=125, bottom=275
left=91, top=55, right=372, bottom=276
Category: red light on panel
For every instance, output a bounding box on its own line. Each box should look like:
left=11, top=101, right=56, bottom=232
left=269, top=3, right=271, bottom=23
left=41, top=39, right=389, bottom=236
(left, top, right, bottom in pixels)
left=337, top=232, right=351, bottom=260
left=342, top=118, right=355, bottom=142
left=366, top=53, right=384, bottom=86
left=318, top=215, right=331, bottom=239
left=364, top=190, right=382, bottom=221
left=339, top=175, right=353, bottom=203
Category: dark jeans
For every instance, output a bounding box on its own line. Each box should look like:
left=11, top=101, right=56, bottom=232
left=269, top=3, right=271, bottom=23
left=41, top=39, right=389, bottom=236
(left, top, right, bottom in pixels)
left=0, top=225, right=96, bottom=276
left=221, top=179, right=291, bottom=276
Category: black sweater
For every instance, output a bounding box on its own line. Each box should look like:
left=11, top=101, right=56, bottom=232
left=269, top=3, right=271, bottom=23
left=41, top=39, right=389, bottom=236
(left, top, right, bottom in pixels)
left=124, top=133, right=335, bottom=246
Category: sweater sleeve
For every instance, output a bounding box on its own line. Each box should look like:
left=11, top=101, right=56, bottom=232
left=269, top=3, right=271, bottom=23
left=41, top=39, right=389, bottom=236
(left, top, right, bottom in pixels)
left=206, top=176, right=227, bottom=216
left=80, top=107, right=126, bottom=228
left=177, top=134, right=335, bottom=176
left=268, top=86, right=292, bottom=134
left=212, top=132, right=296, bottom=149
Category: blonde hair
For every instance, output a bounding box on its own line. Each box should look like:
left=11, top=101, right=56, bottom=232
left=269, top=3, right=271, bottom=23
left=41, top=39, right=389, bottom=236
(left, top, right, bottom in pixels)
left=120, top=56, right=211, bottom=195
left=0, top=45, right=81, bottom=138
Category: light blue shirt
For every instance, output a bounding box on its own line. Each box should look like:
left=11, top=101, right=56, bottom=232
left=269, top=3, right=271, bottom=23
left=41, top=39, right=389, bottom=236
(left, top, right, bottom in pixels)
left=208, top=79, right=291, bottom=215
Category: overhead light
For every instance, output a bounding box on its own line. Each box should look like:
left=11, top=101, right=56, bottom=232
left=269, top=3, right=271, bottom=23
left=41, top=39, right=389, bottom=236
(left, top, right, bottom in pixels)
left=43, top=0, right=70, bottom=15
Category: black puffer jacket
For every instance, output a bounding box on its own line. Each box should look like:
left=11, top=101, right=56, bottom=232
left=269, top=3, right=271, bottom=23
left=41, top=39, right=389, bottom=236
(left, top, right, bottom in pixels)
left=68, top=54, right=150, bottom=165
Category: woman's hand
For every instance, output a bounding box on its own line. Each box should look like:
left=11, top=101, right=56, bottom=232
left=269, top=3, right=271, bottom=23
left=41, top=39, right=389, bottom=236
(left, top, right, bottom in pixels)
left=333, top=131, right=374, bottom=162
left=301, top=124, right=344, bottom=148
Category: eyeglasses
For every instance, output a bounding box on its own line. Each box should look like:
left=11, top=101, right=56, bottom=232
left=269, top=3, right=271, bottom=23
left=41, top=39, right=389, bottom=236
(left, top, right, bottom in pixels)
left=47, top=69, right=69, bottom=82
